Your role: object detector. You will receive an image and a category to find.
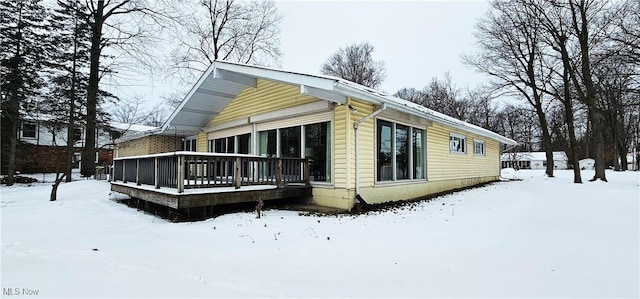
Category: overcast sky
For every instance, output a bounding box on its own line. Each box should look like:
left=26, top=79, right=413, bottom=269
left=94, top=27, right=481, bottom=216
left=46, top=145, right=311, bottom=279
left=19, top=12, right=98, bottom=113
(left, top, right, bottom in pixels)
left=109, top=0, right=491, bottom=106
left=275, top=0, right=491, bottom=94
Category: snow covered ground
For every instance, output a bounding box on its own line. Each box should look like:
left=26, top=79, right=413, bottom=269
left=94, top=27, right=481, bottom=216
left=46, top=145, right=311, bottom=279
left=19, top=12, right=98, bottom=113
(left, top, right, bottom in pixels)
left=1, top=169, right=638, bottom=298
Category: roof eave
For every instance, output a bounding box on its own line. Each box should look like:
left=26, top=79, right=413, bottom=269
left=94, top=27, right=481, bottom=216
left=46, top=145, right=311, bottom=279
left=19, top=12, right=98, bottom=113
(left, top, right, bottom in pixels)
left=334, top=83, right=517, bottom=146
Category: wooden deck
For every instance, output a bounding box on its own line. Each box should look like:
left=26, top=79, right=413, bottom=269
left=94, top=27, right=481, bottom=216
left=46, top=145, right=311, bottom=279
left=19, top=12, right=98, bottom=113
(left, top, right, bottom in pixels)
left=111, top=182, right=311, bottom=209
left=110, top=152, right=313, bottom=211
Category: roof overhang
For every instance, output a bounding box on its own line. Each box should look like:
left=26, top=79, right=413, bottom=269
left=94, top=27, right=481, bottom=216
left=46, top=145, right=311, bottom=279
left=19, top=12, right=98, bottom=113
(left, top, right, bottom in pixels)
left=156, top=60, right=517, bottom=146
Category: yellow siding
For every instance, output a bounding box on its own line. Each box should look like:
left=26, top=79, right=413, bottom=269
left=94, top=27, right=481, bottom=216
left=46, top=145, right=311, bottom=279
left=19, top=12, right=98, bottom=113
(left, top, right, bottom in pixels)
left=210, top=79, right=318, bottom=125
left=348, top=99, right=376, bottom=188
left=333, top=104, right=349, bottom=189
left=355, top=176, right=498, bottom=206
left=197, top=132, right=207, bottom=152
left=427, top=123, right=500, bottom=181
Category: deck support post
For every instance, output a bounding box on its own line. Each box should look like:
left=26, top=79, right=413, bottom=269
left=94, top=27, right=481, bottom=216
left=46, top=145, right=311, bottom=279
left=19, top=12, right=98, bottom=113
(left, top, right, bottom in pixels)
left=154, top=157, right=159, bottom=189
left=177, top=155, right=185, bottom=193
left=235, top=157, right=242, bottom=189
left=136, top=159, right=141, bottom=186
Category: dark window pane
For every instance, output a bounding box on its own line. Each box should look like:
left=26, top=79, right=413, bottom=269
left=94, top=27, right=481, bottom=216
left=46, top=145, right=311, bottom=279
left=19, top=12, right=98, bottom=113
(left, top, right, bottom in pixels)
left=377, top=120, right=393, bottom=181
left=396, top=124, right=409, bottom=180
left=259, top=130, right=276, bottom=157
left=305, top=122, right=330, bottom=182
left=238, top=134, right=251, bottom=154
left=413, top=129, right=425, bottom=179
left=280, top=126, right=301, bottom=158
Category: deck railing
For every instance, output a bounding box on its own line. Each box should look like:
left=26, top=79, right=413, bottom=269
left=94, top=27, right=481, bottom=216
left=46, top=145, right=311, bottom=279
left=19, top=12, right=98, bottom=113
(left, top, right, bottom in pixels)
left=112, top=152, right=310, bottom=193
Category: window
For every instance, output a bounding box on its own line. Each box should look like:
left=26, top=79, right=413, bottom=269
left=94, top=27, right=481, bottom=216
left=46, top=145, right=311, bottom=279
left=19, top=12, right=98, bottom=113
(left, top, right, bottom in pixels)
left=474, top=140, right=485, bottom=156
left=449, top=133, right=466, bottom=153
left=305, top=122, right=331, bottom=182
left=280, top=126, right=301, bottom=158
left=377, top=120, right=393, bottom=181
left=21, top=123, right=37, bottom=138
left=257, top=122, right=331, bottom=182
left=184, top=138, right=197, bottom=151
left=259, top=130, right=277, bottom=157
left=413, top=129, right=426, bottom=179
left=213, top=137, right=233, bottom=153
left=396, top=124, right=409, bottom=180
left=377, top=120, right=426, bottom=181
left=237, top=134, right=251, bottom=154
left=73, top=127, right=82, bottom=142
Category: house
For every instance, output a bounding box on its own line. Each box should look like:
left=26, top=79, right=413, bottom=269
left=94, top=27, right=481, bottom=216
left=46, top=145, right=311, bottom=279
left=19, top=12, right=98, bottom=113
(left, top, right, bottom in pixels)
left=7, top=114, right=156, bottom=174
left=113, top=60, right=517, bottom=211
left=579, top=158, right=595, bottom=170
left=501, top=151, right=568, bottom=170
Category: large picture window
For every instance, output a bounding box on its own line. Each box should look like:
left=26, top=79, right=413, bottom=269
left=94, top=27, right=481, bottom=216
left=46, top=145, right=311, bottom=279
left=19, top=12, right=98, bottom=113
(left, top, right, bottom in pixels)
left=258, top=122, right=331, bottom=182
left=377, top=119, right=426, bottom=182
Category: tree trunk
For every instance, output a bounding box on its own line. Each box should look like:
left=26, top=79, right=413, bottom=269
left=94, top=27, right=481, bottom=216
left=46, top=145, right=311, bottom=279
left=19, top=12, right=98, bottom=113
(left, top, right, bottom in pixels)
left=589, top=106, right=607, bottom=181
left=563, top=74, right=582, bottom=183
left=50, top=173, right=67, bottom=201
left=618, top=144, right=628, bottom=171
left=82, top=0, right=104, bottom=178
left=535, top=104, right=554, bottom=177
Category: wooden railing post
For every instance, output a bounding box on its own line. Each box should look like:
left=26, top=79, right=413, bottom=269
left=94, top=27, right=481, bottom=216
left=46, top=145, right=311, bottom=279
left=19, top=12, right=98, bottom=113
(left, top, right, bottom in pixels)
left=234, top=157, right=241, bottom=189
left=136, top=159, right=141, bottom=186
left=154, top=157, right=159, bottom=189
left=177, top=154, right=185, bottom=193
left=122, top=160, right=127, bottom=183
left=304, top=158, right=310, bottom=186
left=276, top=158, right=283, bottom=187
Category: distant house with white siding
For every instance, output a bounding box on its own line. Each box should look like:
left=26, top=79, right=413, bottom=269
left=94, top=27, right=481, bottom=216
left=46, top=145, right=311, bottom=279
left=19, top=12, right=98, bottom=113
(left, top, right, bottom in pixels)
left=501, top=151, right=568, bottom=170
left=10, top=115, right=156, bottom=173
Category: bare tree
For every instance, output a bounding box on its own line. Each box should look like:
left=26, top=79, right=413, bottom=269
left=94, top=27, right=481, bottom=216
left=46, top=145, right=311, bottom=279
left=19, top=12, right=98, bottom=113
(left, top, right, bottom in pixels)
left=528, top=0, right=627, bottom=182
left=320, top=42, right=386, bottom=89
left=82, top=0, right=170, bottom=177
left=394, top=87, right=423, bottom=104
left=463, top=0, right=557, bottom=177
left=168, top=0, right=282, bottom=82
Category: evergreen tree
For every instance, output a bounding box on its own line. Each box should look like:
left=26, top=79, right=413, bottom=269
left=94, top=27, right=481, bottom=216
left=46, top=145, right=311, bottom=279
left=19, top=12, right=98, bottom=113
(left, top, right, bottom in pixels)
left=46, top=0, right=93, bottom=182
left=0, top=0, right=52, bottom=185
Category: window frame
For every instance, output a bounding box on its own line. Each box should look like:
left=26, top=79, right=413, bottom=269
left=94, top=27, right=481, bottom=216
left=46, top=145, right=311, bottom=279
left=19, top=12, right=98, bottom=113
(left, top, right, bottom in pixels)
left=21, top=123, right=37, bottom=139
left=376, top=118, right=427, bottom=182
left=449, top=133, right=467, bottom=154
left=473, top=139, right=486, bottom=156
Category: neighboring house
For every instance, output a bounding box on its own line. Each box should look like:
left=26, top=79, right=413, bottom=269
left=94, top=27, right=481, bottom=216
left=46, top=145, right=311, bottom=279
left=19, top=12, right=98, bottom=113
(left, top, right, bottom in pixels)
left=8, top=115, right=156, bottom=173
left=115, top=60, right=517, bottom=210
left=501, top=151, right=568, bottom=170
left=579, top=158, right=595, bottom=170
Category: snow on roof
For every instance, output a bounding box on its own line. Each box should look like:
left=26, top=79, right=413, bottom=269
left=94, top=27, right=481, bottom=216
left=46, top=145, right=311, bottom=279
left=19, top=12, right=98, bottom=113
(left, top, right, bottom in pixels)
left=501, top=151, right=568, bottom=161
left=160, top=60, right=517, bottom=146
left=21, top=114, right=157, bottom=134
left=108, top=122, right=157, bottom=133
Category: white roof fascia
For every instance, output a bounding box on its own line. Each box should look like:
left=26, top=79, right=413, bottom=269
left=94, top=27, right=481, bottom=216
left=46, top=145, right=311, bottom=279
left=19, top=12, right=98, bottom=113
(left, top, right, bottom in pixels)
left=161, top=62, right=219, bottom=133
left=334, top=82, right=517, bottom=146
left=301, top=85, right=347, bottom=104
left=214, top=60, right=338, bottom=91
left=114, top=127, right=162, bottom=144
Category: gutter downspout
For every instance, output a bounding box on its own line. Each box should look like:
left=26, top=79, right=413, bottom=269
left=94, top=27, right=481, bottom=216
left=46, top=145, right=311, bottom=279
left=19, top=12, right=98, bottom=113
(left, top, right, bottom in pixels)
left=353, top=103, right=387, bottom=207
